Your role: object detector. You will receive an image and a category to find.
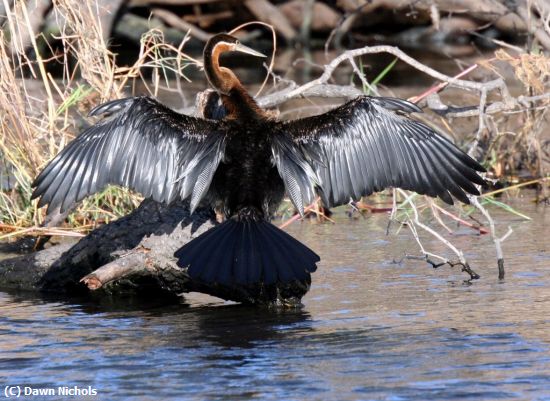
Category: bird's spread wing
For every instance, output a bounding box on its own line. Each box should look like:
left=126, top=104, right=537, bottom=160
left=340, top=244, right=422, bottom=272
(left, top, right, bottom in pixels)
left=32, top=96, right=226, bottom=213
left=276, top=96, right=486, bottom=210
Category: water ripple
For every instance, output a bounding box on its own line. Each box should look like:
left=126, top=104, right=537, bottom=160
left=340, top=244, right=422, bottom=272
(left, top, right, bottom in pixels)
left=1, top=200, right=549, bottom=400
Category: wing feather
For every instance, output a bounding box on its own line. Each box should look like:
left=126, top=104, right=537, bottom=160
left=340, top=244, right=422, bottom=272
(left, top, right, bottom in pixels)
left=32, top=96, right=224, bottom=213
left=276, top=96, right=486, bottom=209
left=271, top=134, right=319, bottom=215
left=67, top=139, right=96, bottom=209
left=88, top=130, right=112, bottom=196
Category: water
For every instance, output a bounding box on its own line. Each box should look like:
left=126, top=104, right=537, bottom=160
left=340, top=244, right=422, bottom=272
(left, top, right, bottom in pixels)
left=1, top=195, right=549, bottom=400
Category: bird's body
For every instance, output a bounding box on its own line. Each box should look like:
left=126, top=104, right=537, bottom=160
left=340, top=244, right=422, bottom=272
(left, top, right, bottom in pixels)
left=207, top=115, right=283, bottom=220
left=32, top=33, right=487, bottom=289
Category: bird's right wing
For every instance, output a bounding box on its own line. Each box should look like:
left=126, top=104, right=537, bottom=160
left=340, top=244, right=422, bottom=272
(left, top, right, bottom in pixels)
left=32, top=96, right=226, bottom=214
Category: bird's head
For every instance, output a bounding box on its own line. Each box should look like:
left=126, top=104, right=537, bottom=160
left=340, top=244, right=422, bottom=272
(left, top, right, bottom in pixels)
left=205, top=33, right=266, bottom=59
left=203, top=33, right=266, bottom=95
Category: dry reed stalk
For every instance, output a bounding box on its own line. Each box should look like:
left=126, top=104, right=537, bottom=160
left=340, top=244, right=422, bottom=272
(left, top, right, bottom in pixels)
left=0, top=0, right=197, bottom=231
left=53, top=0, right=120, bottom=101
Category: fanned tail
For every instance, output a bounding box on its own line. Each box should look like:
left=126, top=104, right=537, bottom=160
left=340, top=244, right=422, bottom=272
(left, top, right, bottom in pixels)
left=174, top=218, right=319, bottom=285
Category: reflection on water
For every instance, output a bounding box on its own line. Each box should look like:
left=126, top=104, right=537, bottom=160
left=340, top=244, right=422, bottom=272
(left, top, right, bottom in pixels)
left=1, top=196, right=549, bottom=400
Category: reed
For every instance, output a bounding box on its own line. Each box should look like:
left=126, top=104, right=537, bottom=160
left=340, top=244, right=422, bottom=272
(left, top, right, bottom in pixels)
left=480, top=48, right=550, bottom=187
left=0, top=0, right=197, bottom=236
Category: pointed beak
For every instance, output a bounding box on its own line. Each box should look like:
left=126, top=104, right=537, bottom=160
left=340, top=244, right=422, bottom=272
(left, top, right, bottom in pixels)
left=234, top=43, right=267, bottom=58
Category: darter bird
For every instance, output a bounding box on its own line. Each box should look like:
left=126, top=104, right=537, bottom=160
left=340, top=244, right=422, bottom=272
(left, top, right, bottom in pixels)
left=32, top=33, right=486, bottom=287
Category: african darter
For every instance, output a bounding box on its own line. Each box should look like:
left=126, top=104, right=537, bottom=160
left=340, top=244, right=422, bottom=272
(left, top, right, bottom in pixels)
left=32, top=33, right=486, bottom=286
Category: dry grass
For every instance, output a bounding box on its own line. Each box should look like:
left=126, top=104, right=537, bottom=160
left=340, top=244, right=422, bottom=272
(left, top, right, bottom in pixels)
left=479, top=49, right=550, bottom=183
left=0, top=0, right=198, bottom=237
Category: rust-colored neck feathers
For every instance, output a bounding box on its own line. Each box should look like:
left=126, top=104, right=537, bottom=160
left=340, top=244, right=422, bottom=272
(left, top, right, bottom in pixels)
left=203, top=35, right=264, bottom=119
left=204, top=41, right=238, bottom=95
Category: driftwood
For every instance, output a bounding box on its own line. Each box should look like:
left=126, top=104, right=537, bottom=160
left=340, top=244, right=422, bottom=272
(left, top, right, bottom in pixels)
left=335, top=0, right=550, bottom=50
left=0, top=199, right=311, bottom=306
left=4, top=0, right=549, bottom=54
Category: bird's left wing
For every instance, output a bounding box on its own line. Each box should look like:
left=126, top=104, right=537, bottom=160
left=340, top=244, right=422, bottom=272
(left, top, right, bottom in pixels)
left=32, top=96, right=225, bottom=214
left=275, top=96, right=486, bottom=211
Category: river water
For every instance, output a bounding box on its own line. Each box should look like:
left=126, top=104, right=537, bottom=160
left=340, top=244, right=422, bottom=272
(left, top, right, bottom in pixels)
left=0, top=194, right=549, bottom=400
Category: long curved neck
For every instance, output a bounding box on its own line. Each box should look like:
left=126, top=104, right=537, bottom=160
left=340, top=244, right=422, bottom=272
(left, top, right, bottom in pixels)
left=203, top=42, right=262, bottom=119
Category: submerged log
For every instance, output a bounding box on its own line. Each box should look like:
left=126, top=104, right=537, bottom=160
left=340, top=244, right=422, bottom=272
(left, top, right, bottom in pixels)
left=0, top=199, right=311, bottom=306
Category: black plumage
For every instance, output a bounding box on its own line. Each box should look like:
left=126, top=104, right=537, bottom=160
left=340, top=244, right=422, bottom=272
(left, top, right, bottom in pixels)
left=32, top=33, right=486, bottom=287
left=278, top=96, right=486, bottom=209
left=32, top=97, right=226, bottom=213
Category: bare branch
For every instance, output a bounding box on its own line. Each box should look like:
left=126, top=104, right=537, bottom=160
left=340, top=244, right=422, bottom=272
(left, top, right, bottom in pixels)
left=469, top=196, right=512, bottom=280
left=258, top=45, right=513, bottom=109
left=80, top=251, right=147, bottom=290
left=395, top=189, right=480, bottom=280
left=468, top=88, right=488, bottom=157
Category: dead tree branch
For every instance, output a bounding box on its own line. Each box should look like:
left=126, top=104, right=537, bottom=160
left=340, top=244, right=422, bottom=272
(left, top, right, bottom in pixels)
left=395, top=189, right=480, bottom=280
left=80, top=251, right=148, bottom=290
left=469, top=196, right=513, bottom=280
left=259, top=45, right=513, bottom=109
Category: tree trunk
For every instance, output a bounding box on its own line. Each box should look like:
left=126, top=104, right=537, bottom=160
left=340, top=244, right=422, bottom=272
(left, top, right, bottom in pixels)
left=0, top=199, right=311, bottom=307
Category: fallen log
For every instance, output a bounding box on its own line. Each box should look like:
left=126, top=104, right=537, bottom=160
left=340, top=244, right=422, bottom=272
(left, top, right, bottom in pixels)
left=0, top=199, right=311, bottom=306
